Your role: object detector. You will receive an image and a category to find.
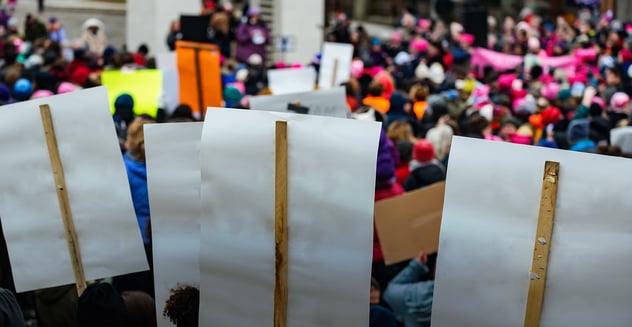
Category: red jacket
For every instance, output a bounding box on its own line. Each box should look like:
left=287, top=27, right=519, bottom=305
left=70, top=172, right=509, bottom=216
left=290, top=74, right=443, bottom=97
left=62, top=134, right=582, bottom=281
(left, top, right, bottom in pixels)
left=395, top=163, right=410, bottom=185
left=373, top=183, right=405, bottom=262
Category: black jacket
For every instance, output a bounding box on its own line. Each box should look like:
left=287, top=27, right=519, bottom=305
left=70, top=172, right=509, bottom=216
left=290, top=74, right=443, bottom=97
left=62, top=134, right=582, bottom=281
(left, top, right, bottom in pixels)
left=403, top=164, right=445, bottom=191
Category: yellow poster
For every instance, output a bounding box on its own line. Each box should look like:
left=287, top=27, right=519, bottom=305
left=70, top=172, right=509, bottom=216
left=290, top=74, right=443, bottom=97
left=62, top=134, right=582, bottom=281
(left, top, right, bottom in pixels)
left=101, top=69, right=163, bottom=117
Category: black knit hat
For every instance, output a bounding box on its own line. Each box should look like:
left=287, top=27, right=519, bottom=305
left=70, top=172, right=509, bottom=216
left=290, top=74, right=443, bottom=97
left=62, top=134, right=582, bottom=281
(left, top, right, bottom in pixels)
left=77, top=283, right=127, bottom=327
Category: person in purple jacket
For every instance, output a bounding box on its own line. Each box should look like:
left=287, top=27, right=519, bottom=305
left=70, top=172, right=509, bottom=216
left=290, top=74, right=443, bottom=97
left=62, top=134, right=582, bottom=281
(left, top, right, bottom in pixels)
left=235, top=6, right=270, bottom=64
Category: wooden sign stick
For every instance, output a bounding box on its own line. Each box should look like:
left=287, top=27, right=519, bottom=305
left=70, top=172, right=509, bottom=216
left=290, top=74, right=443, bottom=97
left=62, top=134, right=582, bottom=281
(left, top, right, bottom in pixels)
left=40, top=105, right=87, bottom=295
left=523, top=161, right=560, bottom=327
left=331, top=59, right=339, bottom=88
left=274, top=121, right=289, bottom=327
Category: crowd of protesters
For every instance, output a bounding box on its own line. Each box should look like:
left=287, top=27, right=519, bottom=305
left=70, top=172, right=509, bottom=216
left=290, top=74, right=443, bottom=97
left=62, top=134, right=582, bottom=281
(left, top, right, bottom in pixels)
left=0, top=0, right=630, bottom=326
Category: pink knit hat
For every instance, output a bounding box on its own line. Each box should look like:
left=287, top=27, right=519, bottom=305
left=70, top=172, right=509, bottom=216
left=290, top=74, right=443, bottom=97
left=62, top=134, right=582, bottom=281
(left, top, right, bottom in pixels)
left=410, top=38, right=429, bottom=52
left=390, top=31, right=403, bottom=42
left=57, top=82, right=78, bottom=94
left=610, top=92, right=631, bottom=112
left=418, top=19, right=431, bottom=29
left=350, top=59, right=364, bottom=79
left=591, top=96, right=605, bottom=109
left=541, top=82, right=561, bottom=100
left=497, top=73, right=516, bottom=92
left=31, top=89, right=54, bottom=99
left=460, top=33, right=475, bottom=46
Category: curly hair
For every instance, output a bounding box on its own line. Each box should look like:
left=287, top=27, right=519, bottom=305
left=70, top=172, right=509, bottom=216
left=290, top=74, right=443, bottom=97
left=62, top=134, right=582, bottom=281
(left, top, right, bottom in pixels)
left=163, top=285, right=200, bottom=327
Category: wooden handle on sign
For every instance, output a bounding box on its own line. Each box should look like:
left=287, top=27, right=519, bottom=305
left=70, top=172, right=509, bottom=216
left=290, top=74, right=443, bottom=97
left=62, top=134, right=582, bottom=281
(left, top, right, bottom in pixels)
left=274, top=121, right=288, bottom=327
left=523, top=161, right=560, bottom=327
left=331, top=59, right=339, bottom=88
left=40, top=105, right=87, bottom=295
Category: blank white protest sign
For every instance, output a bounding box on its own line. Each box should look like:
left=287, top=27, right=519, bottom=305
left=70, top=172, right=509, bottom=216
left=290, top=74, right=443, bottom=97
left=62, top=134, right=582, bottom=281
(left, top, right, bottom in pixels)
left=432, top=136, right=632, bottom=327
left=318, top=42, right=353, bottom=89
left=267, top=67, right=317, bottom=95
left=145, top=122, right=203, bottom=327
left=199, top=109, right=381, bottom=326
left=249, top=87, right=348, bottom=118
left=0, top=87, right=148, bottom=292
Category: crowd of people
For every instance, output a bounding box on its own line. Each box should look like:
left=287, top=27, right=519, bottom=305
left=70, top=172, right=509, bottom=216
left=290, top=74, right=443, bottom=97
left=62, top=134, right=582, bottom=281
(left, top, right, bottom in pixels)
left=0, top=0, right=630, bottom=326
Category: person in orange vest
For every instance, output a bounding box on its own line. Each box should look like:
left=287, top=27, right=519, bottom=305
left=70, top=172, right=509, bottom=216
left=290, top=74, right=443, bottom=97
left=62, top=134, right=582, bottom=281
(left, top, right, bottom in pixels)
left=363, top=82, right=390, bottom=114
left=409, top=83, right=429, bottom=120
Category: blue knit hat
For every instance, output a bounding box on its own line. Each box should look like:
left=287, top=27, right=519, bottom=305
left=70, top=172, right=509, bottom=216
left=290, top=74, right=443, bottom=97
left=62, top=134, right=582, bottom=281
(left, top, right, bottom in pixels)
left=13, top=78, right=32, bottom=101
left=114, top=93, right=134, bottom=109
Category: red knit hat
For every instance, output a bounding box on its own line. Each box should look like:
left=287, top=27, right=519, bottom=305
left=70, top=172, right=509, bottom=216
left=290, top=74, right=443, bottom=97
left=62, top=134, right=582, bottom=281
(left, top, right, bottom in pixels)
left=413, top=139, right=435, bottom=163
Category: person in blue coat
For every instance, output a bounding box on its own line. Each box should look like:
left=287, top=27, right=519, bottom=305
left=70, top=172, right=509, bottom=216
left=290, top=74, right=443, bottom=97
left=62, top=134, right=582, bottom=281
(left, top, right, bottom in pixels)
left=383, top=250, right=435, bottom=327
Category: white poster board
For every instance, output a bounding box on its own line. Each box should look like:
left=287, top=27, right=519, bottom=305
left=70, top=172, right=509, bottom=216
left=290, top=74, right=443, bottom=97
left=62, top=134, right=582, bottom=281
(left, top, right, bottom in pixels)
left=145, top=122, right=202, bottom=327
left=199, top=109, right=380, bottom=326
left=249, top=87, right=348, bottom=118
left=318, top=42, right=353, bottom=89
left=267, top=67, right=316, bottom=95
left=0, top=87, right=148, bottom=292
left=156, top=52, right=180, bottom=114
left=433, top=136, right=632, bottom=327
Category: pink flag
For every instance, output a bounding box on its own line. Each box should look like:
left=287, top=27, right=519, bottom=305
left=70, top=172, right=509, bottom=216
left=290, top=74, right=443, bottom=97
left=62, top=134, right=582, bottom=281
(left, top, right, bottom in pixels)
left=471, top=48, right=523, bottom=76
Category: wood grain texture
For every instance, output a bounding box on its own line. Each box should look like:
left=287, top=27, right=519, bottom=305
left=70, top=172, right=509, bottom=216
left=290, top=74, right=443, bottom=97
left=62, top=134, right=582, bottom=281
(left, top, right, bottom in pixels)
left=274, top=121, right=288, bottom=327
left=523, top=161, right=560, bottom=327
left=40, top=104, right=87, bottom=295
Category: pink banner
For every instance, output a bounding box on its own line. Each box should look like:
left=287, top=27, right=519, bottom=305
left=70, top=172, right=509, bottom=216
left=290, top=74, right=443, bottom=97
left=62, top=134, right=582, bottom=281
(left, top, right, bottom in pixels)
left=471, top=48, right=523, bottom=76
left=471, top=48, right=580, bottom=77
left=538, top=54, right=576, bottom=74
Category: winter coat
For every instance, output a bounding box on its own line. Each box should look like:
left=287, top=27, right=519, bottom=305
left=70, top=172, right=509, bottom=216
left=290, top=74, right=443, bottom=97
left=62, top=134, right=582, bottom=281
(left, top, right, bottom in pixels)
left=81, top=30, right=107, bottom=55
left=123, top=153, right=150, bottom=244
left=383, top=260, right=434, bottom=327
left=235, top=22, right=270, bottom=63
left=35, top=285, right=77, bottom=327
left=403, top=160, right=445, bottom=192
left=0, top=289, right=25, bottom=327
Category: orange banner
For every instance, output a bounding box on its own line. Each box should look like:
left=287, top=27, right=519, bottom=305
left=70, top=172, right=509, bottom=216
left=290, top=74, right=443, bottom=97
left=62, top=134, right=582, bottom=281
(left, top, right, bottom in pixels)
left=175, top=41, right=222, bottom=116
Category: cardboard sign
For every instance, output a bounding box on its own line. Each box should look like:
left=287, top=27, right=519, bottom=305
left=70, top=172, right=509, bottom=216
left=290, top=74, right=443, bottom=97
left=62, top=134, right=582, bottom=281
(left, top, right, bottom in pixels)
left=375, top=181, right=445, bottom=265
left=175, top=41, right=222, bottom=117
left=101, top=69, right=163, bottom=117
left=199, top=109, right=381, bottom=326
left=145, top=122, right=203, bottom=327
left=433, top=137, right=632, bottom=327
left=156, top=53, right=180, bottom=114
left=249, top=87, right=348, bottom=118
left=267, top=67, right=316, bottom=95
left=318, top=42, right=353, bottom=89
left=0, top=87, right=148, bottom=292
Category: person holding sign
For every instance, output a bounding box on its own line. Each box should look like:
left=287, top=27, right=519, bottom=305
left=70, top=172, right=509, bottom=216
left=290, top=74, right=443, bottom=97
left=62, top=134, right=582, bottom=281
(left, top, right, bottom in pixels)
left=235, top=7, right=270, bottom=64
left=383, top=250, right=435, bottom=327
